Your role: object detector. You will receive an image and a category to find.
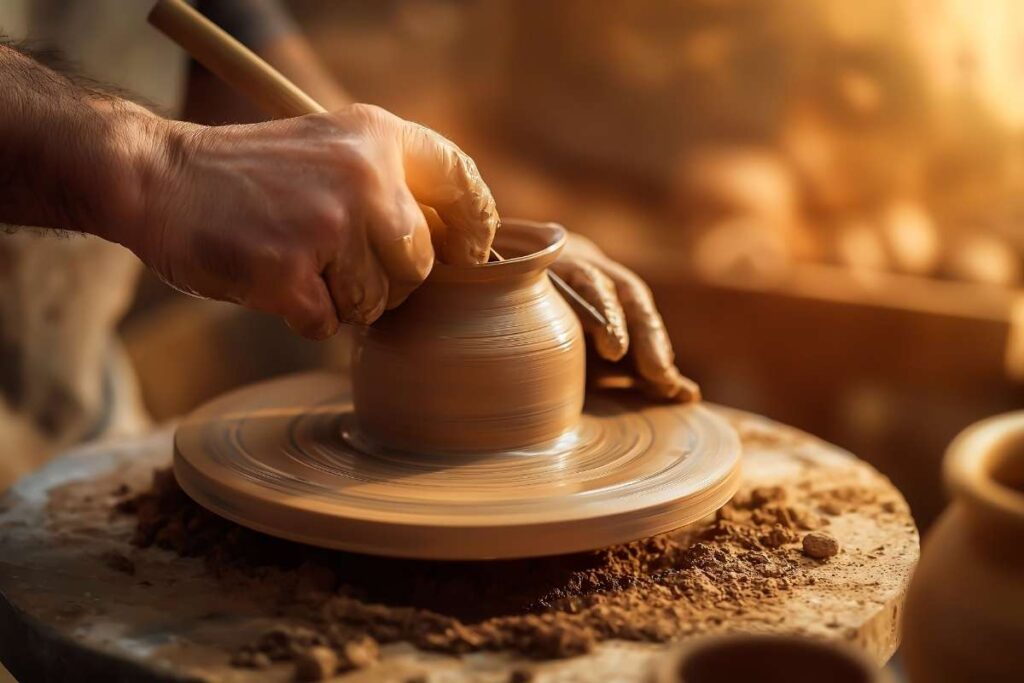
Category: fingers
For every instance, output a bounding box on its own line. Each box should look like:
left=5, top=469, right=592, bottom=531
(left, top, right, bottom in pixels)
left=550, top=258, right=629, bottom=361
left=326, top=253, right=389, bottom=325
left=602, top=261, right=701, bottom=403
left=397, top=119, right=498, bottom=265
left=324, top=221, right=391, bottom=325
left=281, top=273, right=341, bottom=340
left=243, top=260, right=340, bottom=340
left=366, top=184, right=434, bottom=310
left=418, top=203, right=448, bottom=256
left=325, top=109, right=436, bottom=320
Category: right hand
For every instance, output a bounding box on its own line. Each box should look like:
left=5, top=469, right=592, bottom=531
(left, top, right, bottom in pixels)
left=125, top=103, right=498, bottom=339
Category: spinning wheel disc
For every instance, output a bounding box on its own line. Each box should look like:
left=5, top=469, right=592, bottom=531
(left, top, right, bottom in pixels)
left=174, top=372, right=742, bottom=559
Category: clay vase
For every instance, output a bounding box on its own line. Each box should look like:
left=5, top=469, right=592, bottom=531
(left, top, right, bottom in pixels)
left=903, top=411, right=1024, bottom=682
left=351, top=220, right=585, bottom=454
left=648, top=634, right=889, bottom=683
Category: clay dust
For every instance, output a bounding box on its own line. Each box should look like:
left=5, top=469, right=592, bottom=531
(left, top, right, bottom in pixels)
left=116, top=469, right=873, bottom=678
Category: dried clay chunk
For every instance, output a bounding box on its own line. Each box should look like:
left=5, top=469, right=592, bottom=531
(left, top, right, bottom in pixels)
left=340, top=636, right=379, bottom=669
left=294, top=646, right=338, bottom=681
left=802, top=531, right=840, bottom=560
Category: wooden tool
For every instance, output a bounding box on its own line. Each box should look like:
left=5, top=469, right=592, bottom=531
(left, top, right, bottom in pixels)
left=148, top=0, right=608, bottom=329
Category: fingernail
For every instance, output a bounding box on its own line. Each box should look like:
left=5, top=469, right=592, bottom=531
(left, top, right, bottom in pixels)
left=595, top=329, right=628, bottom=362
left=318, top=317, right=340, bottom=340
left=358, top=300, right=385, bottom=324
left=341, top=311, right=369, bottom=326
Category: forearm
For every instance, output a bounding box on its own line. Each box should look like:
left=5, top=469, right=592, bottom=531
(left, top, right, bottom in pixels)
left=0, top=42, right=168, bottom=245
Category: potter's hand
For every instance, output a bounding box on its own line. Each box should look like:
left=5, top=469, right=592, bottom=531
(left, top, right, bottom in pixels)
left=130, top=104, right=498, bottom=338
left=551, top=233, right=700, bottom=402
left=0, top=46, right=491, bottom=336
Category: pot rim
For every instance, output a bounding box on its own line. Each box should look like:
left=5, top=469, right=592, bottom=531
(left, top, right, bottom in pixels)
left=649, top=633, right=882, bottom=683
left=429, top=218, right=566, bottom=282
left=945, top=411, right=1024, bottom=522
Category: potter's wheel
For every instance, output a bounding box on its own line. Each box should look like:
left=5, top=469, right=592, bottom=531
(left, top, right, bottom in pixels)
left=174, top=372, right=741, bottom=559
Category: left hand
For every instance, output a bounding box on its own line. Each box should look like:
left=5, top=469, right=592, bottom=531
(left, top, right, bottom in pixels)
left=551, top=232, right=701, bottom=402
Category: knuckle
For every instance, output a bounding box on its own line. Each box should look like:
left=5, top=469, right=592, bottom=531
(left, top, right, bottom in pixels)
left=340, top=146, right=382, bottom=192
left=247, top=244, right=285, bottom=273
left=454, top=146, right=478, bottom=179
left=632, top=277, right=654, bottom=301
left=614, top=266, right=653, bottom=301
left=576, top=261, right=603, bottom=283
left=345, top=102, right=387, bottom=122
left=402, top=253, right=432, bottom=285
left=309, top=199, right=347, bottom=241
left=565, top=262, right=598, bottom=292
left=296, top=112, right=336, bottom=136
left=316, top=136, right=387, bottom=194
left=593, top=268, right=617, bottom=292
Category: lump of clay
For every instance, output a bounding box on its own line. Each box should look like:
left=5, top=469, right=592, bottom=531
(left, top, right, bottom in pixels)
left=294, top=646, right=338, bottom=681
left=802, top=531, right=840, bottom=559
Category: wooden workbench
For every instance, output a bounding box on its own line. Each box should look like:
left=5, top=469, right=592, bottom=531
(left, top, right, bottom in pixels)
left=0, top=407, right=918, bottom=682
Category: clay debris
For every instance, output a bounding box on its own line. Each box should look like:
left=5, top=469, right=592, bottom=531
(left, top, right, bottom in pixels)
left=119, top=471, right=862, bottom=671
left=802, top=531, right=840, bottom=559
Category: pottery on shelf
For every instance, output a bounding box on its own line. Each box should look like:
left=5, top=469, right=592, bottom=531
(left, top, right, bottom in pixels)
left=647, top=634, right=889, bottom=683
left=903, top=411, right=1024, bottom=683
left=351, top=219, right=585, bottom=454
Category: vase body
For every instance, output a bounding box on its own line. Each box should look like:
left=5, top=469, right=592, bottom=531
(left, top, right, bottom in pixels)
left=351, top=220, right=585, bottom=454
left=903, top=411, right=1024, bottom=682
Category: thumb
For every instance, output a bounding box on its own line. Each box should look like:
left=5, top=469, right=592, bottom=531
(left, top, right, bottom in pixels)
left=398, top=120, right=499, bottom=265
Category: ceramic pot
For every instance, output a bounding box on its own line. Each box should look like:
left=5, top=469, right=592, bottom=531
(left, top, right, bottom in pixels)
left=648, top=634, right=888, bottom=683
left=351, top=220, right=585, bottom=454
left=903, top=411, right=1024, bottom=682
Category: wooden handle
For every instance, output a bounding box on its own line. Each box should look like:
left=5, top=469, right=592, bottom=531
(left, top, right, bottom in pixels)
left=148, top=0, right=325, bottom=118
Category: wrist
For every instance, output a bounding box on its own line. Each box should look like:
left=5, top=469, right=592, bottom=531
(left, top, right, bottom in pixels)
left=82, top=104, right=193, bottom=258
left=0, top=45, right=188, bottom=249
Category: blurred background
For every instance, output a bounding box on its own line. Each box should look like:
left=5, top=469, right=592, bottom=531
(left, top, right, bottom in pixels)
left=4, top=3, right=1023, bottom=681
left=122, top=0, right=1024, bottom=531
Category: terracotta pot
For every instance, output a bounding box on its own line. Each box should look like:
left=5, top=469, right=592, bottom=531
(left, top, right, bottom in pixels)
left=351, top=220, right=585, bottom=454
left=903, top=411, right=1024, bottom=682
left=648, top=634, right=888, bottom=683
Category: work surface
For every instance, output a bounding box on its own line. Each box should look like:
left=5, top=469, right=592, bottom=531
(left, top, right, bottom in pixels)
left=0, top=402, right=918, bottom=682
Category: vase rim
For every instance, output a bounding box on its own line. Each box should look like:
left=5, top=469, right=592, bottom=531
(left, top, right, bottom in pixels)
left=652, top=633, right=879, bottom=683
left=945, top=411, right=1024, bottom=523
left=429, top=219, right=566, bottom=283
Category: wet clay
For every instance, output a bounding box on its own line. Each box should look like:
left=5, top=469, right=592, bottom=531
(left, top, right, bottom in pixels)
left=353, top=221, right=586, bottom=454
left=172, top=372, right=741, bottom=559
left=119, top=466, right=883, bottom=677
